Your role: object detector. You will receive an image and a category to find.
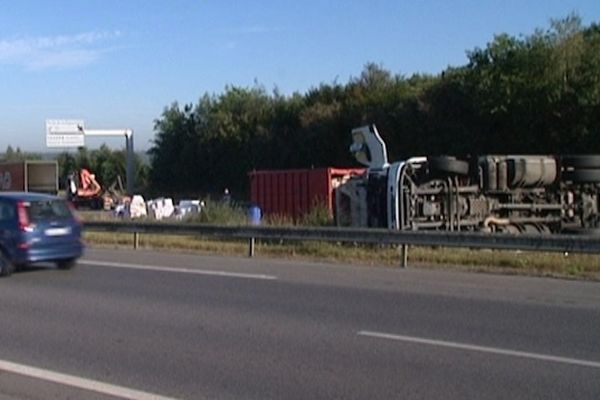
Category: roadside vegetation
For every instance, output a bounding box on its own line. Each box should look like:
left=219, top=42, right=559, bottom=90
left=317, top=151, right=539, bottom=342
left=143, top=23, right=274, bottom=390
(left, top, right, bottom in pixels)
left=147, top=14, right=600, bottom=200
left=21, top=13, right=600, bottom=281
left=9, top=14, right=594, bottom=202
left=84, top=231, right=600, bottom=280
left=81, top=208, right=600, bottom=281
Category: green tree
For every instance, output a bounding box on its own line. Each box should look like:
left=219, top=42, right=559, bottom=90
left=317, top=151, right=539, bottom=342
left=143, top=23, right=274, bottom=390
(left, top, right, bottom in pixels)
left=57, top=146, right=145, bottom=194
left=146, top=14, right=600, bottom=200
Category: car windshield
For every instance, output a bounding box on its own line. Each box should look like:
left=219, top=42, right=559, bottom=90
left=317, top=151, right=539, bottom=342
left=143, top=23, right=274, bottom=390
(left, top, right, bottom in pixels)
left=26, top=200, right=72, bottom=221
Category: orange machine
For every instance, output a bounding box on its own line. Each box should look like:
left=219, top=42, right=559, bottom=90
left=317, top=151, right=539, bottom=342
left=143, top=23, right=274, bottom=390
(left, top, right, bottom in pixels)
left=67, top=168, right=105, bottom=209
left=76, top=168, right=102, bottom=197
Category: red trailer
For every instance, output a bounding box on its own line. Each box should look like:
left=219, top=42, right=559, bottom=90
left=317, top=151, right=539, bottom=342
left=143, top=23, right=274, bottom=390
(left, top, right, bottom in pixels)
left=249, top=167, right=365, bottom=220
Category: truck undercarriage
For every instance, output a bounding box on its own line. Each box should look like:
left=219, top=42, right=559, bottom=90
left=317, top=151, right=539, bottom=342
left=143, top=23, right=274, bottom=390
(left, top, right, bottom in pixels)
left=337, top=125, right=600, bottom=234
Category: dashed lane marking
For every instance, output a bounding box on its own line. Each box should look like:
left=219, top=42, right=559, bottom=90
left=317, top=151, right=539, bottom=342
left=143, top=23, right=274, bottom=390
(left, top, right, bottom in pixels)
left=0, top=359, right=179, bottom=400
left=358, top=330, right=600, bottom=369
left=80, top=260, right=278, bottom=280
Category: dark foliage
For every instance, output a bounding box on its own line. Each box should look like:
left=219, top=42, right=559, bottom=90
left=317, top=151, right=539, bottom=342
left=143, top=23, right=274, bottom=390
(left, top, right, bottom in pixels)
left=148, top=15, right=600, bottom=199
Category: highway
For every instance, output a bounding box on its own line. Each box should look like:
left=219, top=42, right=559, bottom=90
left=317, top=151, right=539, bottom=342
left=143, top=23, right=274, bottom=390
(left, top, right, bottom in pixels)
left=0, top=247, right=599, bottom=399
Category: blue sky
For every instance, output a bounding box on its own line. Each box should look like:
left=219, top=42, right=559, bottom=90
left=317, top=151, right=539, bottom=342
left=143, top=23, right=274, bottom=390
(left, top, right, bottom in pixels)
left=1, top=1, right=599, bottom=152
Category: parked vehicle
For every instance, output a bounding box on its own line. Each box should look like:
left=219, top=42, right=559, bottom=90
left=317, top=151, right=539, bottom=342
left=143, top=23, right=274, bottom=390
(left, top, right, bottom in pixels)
left=336, top=124, right=600, bottom=234
left=0, top=161, right=58, bottom=194
left=175, top=199, right=203, bottom=220
left=0, top=192, right=84, bottom=277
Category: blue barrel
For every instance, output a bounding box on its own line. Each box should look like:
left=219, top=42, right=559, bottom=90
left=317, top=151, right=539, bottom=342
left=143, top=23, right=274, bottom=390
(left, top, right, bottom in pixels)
left=248, top=205, right=262, bottom=225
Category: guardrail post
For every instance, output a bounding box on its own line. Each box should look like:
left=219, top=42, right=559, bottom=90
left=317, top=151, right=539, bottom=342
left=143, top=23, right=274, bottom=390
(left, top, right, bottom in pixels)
left=248, top=237, right=255, bottom=257
left=400, top=244, right=408, bottom=268
left=83, top=221, right=600, bottom=261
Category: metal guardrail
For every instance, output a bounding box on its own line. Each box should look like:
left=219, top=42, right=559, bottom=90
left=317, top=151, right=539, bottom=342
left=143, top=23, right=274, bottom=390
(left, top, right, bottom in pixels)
left=83, top=221, right=600, bottom=267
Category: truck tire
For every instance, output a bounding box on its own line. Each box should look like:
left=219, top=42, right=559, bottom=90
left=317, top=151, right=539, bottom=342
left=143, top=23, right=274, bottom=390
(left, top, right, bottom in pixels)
left=428, top=156, right=469, bottom=175
left=562, top=169, right=600, bottom=183
left=561, top=155, right=600, bottom=169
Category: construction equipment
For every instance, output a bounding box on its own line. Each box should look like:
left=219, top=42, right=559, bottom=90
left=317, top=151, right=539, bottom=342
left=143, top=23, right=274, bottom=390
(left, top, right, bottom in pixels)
left=67, top=169, right=125, bottom=210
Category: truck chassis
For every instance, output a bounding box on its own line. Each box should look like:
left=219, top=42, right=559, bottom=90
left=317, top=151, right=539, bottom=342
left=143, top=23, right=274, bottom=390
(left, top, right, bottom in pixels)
left=337, top=125, right=600, bottom=234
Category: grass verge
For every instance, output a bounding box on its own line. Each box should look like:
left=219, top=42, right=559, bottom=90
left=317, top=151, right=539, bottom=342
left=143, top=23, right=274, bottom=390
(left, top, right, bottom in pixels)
left=84, top=231, right=600, bottom=281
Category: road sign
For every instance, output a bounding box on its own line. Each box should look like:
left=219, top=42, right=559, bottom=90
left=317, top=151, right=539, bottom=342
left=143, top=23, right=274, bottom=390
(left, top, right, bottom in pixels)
left=45, top=119, right=85, bottom=147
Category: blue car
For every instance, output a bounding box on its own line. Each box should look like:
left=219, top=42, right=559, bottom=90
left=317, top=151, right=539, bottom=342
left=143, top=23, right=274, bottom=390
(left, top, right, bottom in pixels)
left=0, top=192, right=84, bottom=277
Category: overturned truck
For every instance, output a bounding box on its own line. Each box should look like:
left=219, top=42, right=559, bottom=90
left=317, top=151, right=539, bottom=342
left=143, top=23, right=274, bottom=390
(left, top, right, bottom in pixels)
left=336, top=125, right=600, bottom=234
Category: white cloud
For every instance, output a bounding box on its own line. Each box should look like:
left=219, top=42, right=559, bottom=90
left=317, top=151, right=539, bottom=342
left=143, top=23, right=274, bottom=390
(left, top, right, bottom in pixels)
left=0, top=30, right=121, bottom=70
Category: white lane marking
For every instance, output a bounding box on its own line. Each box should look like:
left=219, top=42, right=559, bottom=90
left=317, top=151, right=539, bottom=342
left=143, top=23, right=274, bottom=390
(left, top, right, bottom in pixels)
left=0, top=359, right=178, bottom=400
left=358, top=331, right=600, bottom=369
left=80, top=260, right=277, bottom=280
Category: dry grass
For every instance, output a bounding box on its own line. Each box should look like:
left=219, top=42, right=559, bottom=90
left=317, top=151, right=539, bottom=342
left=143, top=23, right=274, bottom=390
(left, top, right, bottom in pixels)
left=84, top=231, right=600, bottom=281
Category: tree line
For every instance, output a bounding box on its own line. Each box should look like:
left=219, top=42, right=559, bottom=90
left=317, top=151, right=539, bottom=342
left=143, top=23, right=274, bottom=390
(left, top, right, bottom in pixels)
left=7, top=15, right=595, bottom=200
left=55, top=146, right=149, bottom=193
left=1, top=145, right=148, bottom=194
left=148, top=15, right=600, bottom=199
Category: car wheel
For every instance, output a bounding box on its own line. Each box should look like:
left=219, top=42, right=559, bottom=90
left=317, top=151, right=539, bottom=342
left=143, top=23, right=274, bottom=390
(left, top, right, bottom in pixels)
left=428, top=156, right=469, bottom=175
left=56, top=258, right=77, bottom=270
left=0, top=252, right=15, bottom=277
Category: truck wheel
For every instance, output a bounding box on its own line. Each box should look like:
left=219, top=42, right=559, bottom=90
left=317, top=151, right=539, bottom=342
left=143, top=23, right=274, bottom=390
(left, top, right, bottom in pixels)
left=561, top=155, right=600, bottom=169
left=562, top=169, right=600, bottom=183
left=520, top=224, right=546, bottom=234
left=428, top=156, right=469, bottom=175
left=0, top=252, right=15, bottom=277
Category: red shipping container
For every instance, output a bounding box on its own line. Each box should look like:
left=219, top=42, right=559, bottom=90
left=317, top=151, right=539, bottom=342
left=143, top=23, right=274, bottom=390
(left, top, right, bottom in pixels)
left=0, top=161, right=58, bottom=193
left=249, top=167, right=365, bottom=220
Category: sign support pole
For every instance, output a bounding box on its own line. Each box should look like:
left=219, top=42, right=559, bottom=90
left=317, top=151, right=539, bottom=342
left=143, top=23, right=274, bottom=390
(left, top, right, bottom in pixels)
left=45, top=120, right=136, bottom=195
left=80, top=128, right=135, bottom=195
left=125, top=132, right=135, bottom=195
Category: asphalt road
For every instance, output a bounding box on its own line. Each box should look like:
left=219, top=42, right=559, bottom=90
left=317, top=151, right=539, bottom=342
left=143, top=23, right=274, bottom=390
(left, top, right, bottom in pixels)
left=0, top=248, right=599, bottom=399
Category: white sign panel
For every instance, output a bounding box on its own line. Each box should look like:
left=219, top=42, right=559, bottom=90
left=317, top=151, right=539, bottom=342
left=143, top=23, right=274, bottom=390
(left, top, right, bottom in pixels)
left=45, top=119, right=85, bottom=147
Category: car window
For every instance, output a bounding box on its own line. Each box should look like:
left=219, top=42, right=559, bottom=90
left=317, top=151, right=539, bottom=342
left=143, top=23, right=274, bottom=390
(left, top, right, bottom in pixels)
left=26, top=200, right=72, bottom=221
left=0, top=200, right=15, bottom=222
